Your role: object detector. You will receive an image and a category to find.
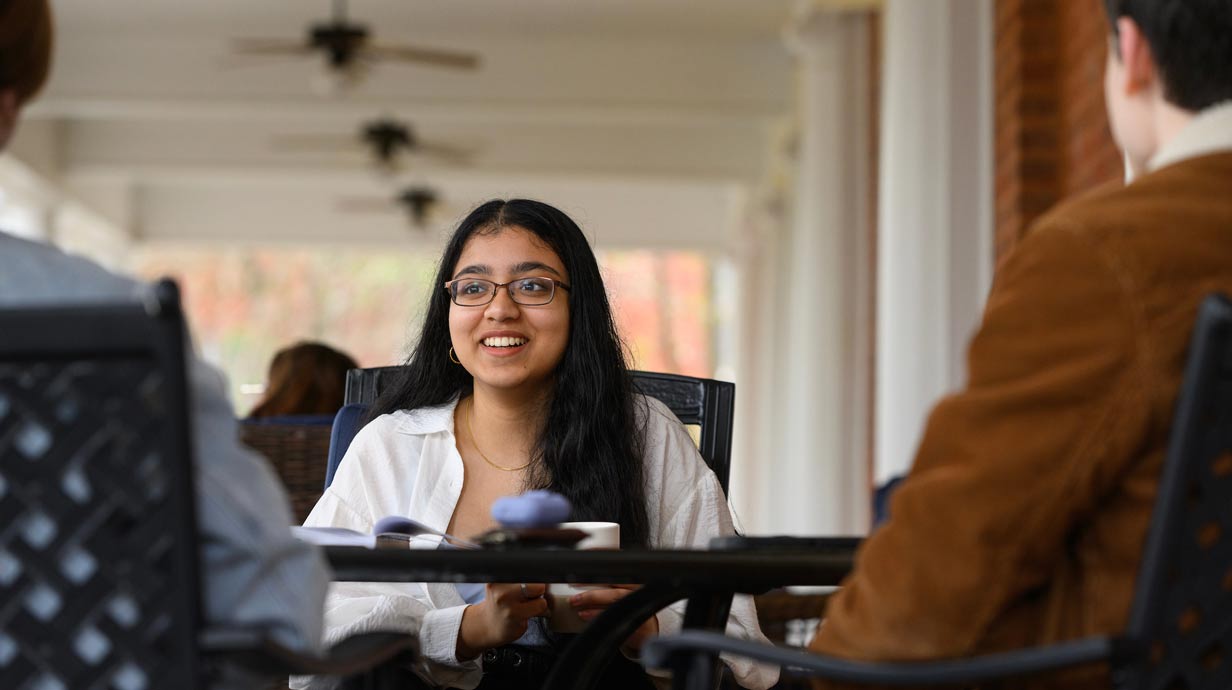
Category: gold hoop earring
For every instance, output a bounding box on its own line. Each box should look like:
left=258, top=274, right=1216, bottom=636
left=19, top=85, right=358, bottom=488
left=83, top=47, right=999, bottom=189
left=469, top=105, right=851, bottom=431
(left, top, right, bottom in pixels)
left=449, top=347, right=461, bottom=364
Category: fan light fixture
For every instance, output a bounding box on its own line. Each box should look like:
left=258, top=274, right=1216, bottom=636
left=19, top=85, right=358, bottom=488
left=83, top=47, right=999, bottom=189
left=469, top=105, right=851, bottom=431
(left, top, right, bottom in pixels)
left=233, top=0, right=479, bottom=94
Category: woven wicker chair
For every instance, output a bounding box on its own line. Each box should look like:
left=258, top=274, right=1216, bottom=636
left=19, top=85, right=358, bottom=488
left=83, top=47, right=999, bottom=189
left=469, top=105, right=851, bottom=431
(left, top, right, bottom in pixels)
left=239, top=422, right=333, bottom=523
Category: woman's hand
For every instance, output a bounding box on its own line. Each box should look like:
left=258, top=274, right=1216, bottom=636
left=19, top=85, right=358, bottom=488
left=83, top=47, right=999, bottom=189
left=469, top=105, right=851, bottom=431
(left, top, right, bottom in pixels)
left=456, top=583, right=549, bottom=660
left=569, top=584, right=660, bottom=653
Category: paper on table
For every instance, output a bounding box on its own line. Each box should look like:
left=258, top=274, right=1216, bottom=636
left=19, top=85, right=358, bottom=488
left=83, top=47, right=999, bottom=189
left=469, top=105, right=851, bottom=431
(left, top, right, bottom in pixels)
left=293, top=513, right=484, bottom=550
left=292, top=526, right=444, bottom=549
left=292, top=526, right=377, bottom=548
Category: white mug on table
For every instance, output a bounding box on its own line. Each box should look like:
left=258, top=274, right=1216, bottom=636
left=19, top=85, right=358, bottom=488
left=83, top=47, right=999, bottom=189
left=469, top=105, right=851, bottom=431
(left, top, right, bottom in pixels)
left=547, top=521, right=619, bottom=632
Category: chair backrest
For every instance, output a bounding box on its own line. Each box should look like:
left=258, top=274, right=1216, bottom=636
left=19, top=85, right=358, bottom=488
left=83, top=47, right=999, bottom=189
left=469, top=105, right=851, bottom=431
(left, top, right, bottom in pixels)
left=325, top=403, right=369, bottom=489
left=626, top=370, right=735, bottom=491
left=0, top=281, right=204, bottom=690
left=334, top=366, right=735, bottom=491
left=1121, top=294, right=1232, bottom=690
left=243, top=414, right=335, bottom=426
left=239, top=421, right=333, bottom=522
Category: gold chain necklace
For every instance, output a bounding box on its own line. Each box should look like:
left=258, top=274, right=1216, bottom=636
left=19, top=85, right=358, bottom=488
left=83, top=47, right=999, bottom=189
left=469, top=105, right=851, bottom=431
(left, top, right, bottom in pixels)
left=466, top=399, right=533, bottom=472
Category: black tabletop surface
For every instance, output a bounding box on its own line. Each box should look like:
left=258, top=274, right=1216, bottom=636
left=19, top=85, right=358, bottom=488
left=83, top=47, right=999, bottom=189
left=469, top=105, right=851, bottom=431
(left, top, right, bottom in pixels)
left=324, top=543, right=856, bottom=591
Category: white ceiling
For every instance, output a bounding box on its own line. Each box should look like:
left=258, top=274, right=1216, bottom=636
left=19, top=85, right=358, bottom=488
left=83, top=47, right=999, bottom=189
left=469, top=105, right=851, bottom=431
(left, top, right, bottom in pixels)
left=51, top=1, right=792, bottom=39
left=12, top=0, right=799, bottom=252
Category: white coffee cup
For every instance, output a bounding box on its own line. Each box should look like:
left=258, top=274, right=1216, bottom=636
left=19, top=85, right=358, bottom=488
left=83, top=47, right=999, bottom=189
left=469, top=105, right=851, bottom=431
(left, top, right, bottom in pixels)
left=547, top=521, right=619, bottom=632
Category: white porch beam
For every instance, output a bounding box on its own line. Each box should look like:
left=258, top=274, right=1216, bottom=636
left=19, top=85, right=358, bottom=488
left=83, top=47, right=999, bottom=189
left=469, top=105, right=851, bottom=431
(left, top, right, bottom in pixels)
left=27, top=98, right=781, bottom=130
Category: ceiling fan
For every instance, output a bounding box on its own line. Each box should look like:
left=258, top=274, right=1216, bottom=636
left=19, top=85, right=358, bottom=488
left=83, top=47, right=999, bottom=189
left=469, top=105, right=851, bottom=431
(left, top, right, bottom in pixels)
left=338, top=185, right=454, bottom=230
left=273, top=117, right=475, bottom=172
left=233, top=0, right=479, bottom=92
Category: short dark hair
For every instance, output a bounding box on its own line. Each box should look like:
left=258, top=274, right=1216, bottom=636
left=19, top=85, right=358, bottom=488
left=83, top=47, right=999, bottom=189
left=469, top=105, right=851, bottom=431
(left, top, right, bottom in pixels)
left=1103, top=0, right=1232, bottom=111
left=0, top=0, right=53, bottom=104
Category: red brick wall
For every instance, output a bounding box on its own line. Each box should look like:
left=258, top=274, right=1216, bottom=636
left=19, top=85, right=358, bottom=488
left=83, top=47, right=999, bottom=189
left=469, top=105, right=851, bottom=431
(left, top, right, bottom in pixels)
left=1059, top=0, right=1123, bottom=196
left=995, top=0, right=1121, bottom=258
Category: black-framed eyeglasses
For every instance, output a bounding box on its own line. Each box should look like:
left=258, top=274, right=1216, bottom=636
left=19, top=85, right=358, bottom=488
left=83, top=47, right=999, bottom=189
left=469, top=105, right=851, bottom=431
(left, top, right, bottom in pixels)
left=444, top=276, right=571, bottom=307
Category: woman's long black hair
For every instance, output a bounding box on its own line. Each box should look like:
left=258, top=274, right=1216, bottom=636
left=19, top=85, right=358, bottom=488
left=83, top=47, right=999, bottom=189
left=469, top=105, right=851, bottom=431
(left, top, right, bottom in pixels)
left=370, top=199, right=650, bottom=548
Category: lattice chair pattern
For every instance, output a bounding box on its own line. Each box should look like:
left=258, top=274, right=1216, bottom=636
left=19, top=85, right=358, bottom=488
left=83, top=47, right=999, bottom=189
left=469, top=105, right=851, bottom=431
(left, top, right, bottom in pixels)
left=1, top=309, right=203, bottom=689
left=1124, top=293, right=1232, bottom=690
left=0, top=281, right=414, bottom=690
left=642, top=296, right=1232, bottom=690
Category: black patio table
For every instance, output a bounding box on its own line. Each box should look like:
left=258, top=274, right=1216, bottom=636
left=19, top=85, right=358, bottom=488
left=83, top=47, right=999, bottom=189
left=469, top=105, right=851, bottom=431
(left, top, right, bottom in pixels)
left=325, top=537, right=859, bottom=690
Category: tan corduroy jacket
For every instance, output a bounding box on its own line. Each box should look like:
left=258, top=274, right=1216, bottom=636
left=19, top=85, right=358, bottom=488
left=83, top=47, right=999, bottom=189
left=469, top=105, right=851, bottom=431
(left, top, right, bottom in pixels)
left=809, top=151, right=1232, bottom=689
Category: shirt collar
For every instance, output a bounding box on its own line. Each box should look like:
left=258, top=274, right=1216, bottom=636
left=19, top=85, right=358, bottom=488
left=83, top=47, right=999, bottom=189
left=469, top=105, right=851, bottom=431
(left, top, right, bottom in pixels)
left=393, top=397, right=459, bottom=436
left=1149, top=100, right=1232, bottom=172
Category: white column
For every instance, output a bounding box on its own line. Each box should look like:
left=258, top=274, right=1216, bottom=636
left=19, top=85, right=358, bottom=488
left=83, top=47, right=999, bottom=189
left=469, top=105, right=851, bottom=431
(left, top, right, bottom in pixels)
left=742, top=8, right=871, bottom=536
left=874, top=0, right=994, bottom=484
left=730, top=174, right=786, bottom=533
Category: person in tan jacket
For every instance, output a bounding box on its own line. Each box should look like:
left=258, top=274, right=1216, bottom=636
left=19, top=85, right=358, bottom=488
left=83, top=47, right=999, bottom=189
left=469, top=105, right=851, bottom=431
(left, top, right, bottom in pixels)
left=809, top=0, right=1232, bottom=687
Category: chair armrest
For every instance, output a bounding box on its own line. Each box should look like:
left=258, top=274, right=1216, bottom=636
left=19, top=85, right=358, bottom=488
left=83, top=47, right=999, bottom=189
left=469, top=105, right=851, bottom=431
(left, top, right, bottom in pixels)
left=201, top=626, right=415, bottom=677
left=642, top=630, right=1119, bottom=686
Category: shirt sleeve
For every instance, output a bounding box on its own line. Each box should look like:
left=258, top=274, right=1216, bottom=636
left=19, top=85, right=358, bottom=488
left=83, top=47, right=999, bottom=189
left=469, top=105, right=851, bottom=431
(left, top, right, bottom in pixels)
left=291, top=579, right=478, bottom=690
left=809, top=219, right=1154, bottom=676
left=190, top=356, right=329, bottom=654
left=293, top=433, right=483, bottom=690
left=647, top=403, right=781, bottom=690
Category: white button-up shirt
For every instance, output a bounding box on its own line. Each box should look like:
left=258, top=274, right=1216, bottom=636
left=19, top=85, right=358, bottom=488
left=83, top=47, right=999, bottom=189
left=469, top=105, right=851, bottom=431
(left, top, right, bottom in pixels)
left=296, top=394, right=778, bottom=690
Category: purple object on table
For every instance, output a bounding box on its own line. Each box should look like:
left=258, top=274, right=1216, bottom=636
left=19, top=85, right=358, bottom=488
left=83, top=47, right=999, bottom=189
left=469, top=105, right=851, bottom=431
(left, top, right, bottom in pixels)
left=491, top=490, right=572, bottom=528
left=372, top=515, right=479, bottom=549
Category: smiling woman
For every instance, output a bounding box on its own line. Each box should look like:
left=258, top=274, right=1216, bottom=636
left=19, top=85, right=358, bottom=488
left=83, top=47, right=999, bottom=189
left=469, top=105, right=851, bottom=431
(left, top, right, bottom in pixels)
left=446, top=228, right=572, bottom=403
left=296, top=198, right=777, bottom=690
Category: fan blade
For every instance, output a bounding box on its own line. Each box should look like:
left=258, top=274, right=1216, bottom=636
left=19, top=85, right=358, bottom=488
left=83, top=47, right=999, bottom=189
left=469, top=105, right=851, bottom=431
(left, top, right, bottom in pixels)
left=270, top=134, right=358, bottom=152
left=217, top=53, right=308, bottom=71
left=363, top=44, right=479, bottom=69
left=232, top=38, right=315, bottom=56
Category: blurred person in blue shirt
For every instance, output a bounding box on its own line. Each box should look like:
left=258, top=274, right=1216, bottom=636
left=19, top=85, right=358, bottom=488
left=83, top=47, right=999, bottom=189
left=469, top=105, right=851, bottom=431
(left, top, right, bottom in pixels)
left=0, top=0, right=328, bottom=684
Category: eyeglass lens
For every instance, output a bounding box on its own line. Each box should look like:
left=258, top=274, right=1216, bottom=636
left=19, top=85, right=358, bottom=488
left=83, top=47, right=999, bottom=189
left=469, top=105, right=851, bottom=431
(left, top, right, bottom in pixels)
left=451, top=277, right=557, bottom=306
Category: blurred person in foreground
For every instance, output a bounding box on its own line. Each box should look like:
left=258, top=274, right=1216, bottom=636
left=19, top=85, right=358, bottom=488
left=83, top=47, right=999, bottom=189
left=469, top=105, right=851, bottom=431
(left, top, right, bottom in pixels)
left=0, top=1, right=328, bottom=686
left=809, top=0, right=1232, bottom=688
left=248, top=341, right=359, bottom=419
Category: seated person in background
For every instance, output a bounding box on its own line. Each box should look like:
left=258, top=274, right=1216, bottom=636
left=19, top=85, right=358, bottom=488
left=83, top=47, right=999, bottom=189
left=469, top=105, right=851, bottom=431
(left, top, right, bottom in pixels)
left=0, top=2, right=328, bottom=684
left=248, top=341, right=359, bottom=419
left=810, top=1, right=1232, bottom=688
left=295, top=199, right=778, bottom=690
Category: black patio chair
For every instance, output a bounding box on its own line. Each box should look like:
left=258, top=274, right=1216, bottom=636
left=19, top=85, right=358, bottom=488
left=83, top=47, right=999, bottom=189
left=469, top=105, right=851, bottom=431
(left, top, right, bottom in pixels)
left=334, top=366, right=736, bottom=491
left=0, top=279, right=413, bottom=690
left=641, top=293, right=1232, bottom=689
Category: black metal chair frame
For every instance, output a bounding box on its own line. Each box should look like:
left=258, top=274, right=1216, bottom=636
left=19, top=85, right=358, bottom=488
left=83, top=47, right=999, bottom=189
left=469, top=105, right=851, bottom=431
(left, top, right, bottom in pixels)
left=642, top=293, right=1232, bottom=690
left=0, top=280, right=413, bottom=689
left=341, top=366, right=736, bottom=491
